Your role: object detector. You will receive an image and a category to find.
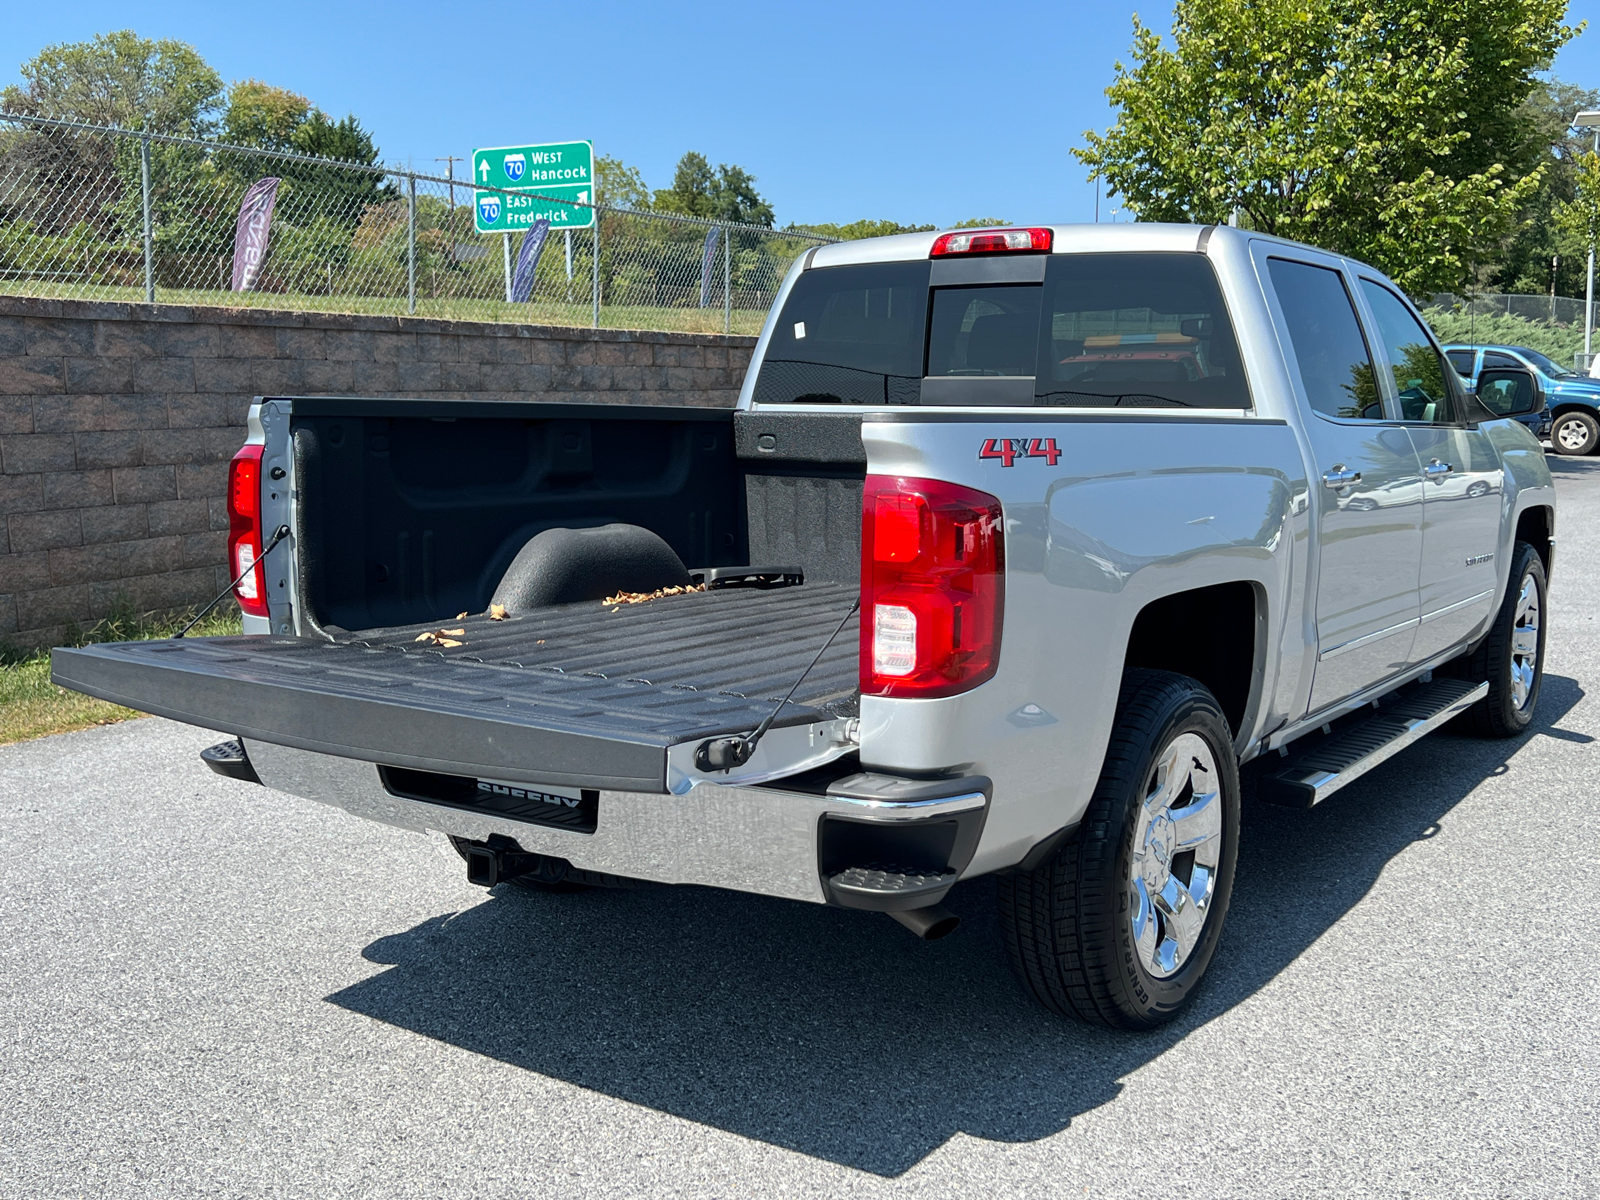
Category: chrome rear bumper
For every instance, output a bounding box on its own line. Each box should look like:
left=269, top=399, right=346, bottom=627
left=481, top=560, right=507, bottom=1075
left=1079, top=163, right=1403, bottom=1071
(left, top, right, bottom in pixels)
left=245, top=740, right=986, bottom=905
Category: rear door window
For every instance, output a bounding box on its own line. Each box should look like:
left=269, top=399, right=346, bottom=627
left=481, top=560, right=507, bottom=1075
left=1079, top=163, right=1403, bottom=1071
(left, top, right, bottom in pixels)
left=1445, top=349, right=1476, bottom=375
left=751, top=260, right=929, bottom=404
left=1267, top=258, right=1382, bottom=420
left=1035, top=253, right=1250, bottom=408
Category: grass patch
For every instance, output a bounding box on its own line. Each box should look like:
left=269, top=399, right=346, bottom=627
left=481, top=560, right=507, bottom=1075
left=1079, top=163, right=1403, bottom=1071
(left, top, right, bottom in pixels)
left=0, top=281, right=772, bottom=336
left=0, top=604, right=242, bottom=747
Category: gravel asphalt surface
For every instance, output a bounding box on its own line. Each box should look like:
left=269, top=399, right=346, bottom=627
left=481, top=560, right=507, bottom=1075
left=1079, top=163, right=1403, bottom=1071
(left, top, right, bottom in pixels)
left=4, top=457, right=1599, bottom=1199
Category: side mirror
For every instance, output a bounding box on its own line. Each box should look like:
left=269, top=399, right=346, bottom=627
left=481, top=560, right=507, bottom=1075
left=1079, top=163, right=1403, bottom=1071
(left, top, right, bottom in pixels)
left=1475, top=368, right=1542, bottom=417
left=1180, top=317, right=1213, bottom=339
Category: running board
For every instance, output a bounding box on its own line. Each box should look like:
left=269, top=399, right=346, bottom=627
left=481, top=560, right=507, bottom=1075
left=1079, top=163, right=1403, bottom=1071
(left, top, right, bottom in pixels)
left=1258, top=679, right=1488, bottom=808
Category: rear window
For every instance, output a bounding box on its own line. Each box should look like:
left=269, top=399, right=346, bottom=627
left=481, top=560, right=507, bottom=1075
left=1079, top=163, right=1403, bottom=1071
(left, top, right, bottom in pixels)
left=1445, top=349, right=1475, bottom=375
left=752, top=252, right=1249, bottom=408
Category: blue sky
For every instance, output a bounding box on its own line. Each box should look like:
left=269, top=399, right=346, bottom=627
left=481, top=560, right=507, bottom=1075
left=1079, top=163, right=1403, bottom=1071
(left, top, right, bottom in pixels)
left=4, top=1, right=1599, bottom=228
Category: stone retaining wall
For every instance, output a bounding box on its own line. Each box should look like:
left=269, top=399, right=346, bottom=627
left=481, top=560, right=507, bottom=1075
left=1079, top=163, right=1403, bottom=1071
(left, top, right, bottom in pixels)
left=0, top=297, right=756, bottom=649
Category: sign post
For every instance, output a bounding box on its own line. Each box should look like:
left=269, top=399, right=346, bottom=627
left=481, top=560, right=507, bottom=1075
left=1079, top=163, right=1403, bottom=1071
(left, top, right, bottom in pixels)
left=473, top=141, right=596, bottom=236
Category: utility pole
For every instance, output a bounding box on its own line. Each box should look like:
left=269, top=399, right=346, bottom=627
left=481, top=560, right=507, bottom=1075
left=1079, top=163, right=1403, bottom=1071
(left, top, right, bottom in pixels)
left=1577, top=111, right=1600, bottom=364
left=435, top=156, right=462, bottom=263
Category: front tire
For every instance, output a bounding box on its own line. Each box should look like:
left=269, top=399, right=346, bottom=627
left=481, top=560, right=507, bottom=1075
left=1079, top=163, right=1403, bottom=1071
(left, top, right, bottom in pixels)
left=997, top=669, right=1240, bottom=1029
left=1551, top=410, right=1598, bottom=456
left=1447, top=541, right=1547, bottom=738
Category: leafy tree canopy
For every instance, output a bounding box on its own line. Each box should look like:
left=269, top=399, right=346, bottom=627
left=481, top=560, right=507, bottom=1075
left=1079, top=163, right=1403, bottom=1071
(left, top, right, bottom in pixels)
left=654, top=151, right=775, bottom=227
left=1, top=29, right=223, bottom=137
left=1490, top=76, right=1600, bottom=296
left=1553, top=149, right=1600, bottom=258
left=786, top=218, right=1014, bottom=240
left=223, top=80, right=310, bottom=151
left=791, top=219, right=935, bottom=239
left=1075, top=0, right=1579, bottom=294
left=595, top=154, right=650, bottom=211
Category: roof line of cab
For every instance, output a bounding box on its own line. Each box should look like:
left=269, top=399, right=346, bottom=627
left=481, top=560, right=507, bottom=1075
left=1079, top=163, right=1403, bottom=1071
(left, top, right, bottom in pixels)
left=803, top=222, right=1348, bottom=271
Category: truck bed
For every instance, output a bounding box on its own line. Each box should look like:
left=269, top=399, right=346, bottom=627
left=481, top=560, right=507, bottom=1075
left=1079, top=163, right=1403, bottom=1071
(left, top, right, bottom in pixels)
left=51, top=583, right=860, bottom=793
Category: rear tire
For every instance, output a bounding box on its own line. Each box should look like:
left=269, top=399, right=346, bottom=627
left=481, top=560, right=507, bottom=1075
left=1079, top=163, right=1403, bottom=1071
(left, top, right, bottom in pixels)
left=1446, top=541, right=1547, bottom=738
left=1551, top=410, right=1598, bottom=456
left=997, top=669, right=1240, bottom=1029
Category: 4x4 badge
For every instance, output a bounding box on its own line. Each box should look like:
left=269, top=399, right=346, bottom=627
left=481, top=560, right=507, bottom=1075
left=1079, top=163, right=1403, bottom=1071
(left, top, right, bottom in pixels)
left=980, top=437, right=1061, bottom=467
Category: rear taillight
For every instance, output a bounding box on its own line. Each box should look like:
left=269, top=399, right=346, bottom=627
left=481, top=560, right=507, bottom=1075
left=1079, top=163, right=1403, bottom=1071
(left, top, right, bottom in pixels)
left=930, top=227, right=1052, bottom=257
left=860, top=475, right=1004, bottom=698
left=227, top=444, right=268, bottom=618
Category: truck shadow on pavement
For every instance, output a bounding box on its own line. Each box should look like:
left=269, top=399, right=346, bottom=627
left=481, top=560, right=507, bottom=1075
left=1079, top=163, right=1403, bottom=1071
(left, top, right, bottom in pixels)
left=328, top=674, right=1585, bottom=1177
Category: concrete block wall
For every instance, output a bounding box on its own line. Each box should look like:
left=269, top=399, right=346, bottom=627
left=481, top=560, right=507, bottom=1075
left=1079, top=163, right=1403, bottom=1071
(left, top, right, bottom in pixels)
left=0, top=296, right=756, bottom=649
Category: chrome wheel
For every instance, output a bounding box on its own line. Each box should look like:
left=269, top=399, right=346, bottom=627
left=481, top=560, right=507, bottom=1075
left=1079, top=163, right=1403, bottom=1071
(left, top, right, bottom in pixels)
left=1556, top=416, right=1592, bottom=453
left=1510, top=573, right=1541, bottom=711
left=1128, top=732, right=1224, bottom=979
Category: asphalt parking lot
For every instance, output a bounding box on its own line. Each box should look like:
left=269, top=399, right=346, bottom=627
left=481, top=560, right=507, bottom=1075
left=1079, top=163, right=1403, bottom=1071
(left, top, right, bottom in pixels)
left=4, top=457, right=1599, bottom=1200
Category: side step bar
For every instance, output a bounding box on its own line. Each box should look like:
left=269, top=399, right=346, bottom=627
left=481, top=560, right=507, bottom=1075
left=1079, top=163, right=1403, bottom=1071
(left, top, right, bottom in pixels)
left=1258, top=678, right=1488, bottom=808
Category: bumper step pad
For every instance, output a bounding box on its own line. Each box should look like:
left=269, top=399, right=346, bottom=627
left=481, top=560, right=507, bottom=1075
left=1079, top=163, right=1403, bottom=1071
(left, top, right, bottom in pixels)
left=1258, top=677, right=1487, bottom=808
left=825, top=864, right=959, bottom=911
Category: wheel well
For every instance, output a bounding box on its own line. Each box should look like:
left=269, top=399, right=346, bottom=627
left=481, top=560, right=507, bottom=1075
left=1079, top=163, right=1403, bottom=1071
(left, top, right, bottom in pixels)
left=1123, top=581, right=1259, bottom=737
left=1550, top=403, right=1596, bottom=419
left=1516, top=506, right=1553, bottom=576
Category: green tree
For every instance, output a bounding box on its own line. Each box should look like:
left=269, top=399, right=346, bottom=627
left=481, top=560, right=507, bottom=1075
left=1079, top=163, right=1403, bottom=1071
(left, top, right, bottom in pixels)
left=789, top=219, right=934, bottom=239
left=1075, top=0, right=1578, bottom=294
left=2, top=29, right=223, bottom=135
left=1488, top=78, right=1600, bottom=296
left=270, top=112, right=388, bottom=228
left=595, top=154, right=650, bottom=211
left=223, top=80, right=310, bottom=150
left=654, top=151, right=775, bottom=227
left=1553, top=150, right=1600, bottom=274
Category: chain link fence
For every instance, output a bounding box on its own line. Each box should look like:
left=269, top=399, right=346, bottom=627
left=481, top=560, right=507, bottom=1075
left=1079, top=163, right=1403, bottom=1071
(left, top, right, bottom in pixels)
left=0, top=114, right=833, bottom=335
left=1421, top=291, right=1600, bottom=372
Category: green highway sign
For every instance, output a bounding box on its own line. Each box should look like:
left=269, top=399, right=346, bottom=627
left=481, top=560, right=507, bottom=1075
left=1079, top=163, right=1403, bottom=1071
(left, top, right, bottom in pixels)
left=473, top=140, right=595, bottom=233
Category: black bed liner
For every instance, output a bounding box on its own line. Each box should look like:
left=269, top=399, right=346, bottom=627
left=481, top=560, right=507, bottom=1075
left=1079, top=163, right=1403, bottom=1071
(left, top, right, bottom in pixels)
left=50, top=584, right=860, bottom=792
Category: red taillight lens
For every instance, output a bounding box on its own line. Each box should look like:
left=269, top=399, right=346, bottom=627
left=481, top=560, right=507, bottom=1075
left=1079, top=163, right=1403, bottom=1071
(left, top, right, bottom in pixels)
left=860, top=475, right=1004, bottom=698
left=930, top=227, right=1052, bottom=257
left=227, top=444, right=268, bottom=618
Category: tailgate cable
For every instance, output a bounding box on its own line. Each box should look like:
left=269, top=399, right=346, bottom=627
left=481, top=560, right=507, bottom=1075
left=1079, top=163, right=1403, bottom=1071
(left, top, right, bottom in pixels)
left=175, top=524, right=291, bottom=638
left=695, top=598, right=860, bottom=772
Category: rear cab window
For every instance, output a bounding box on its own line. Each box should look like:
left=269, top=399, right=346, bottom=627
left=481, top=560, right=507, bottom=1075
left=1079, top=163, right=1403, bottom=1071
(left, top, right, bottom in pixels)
left=752, top=251, right=1251, bottom=409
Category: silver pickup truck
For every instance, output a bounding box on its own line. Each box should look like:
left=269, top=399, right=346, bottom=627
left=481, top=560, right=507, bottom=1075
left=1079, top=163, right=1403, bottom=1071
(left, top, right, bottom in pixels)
left=53, top=223, right=1555, bottom=1030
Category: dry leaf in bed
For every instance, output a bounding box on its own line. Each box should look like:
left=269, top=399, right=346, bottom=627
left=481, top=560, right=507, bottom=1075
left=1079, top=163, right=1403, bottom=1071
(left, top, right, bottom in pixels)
left=456, top=612, right=469, bottom=619
left=489, top=604, right=508, bottom=620
left=601, top=583, right=708, bottom=606
left=414, top=627, right=467, bottom=648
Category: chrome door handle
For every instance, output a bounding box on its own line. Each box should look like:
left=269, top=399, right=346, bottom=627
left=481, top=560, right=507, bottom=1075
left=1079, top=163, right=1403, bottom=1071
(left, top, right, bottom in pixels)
left=1322, top=465, right=1361, bottom=489
left=1423, top=458, right=1453, bottom=480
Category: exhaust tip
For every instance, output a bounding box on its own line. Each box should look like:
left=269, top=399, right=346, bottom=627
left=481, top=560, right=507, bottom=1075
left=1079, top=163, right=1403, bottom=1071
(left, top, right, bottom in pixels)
left=888, top=904, right=960, bottom=940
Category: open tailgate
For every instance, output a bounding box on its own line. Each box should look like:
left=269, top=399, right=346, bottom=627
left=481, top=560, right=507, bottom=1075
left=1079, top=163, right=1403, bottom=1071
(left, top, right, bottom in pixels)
left=50, top=584, right=860, bottom=792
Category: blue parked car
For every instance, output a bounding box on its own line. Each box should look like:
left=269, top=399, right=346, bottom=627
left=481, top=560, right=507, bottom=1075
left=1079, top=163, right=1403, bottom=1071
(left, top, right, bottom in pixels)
left=1443, top=343, right=1598, bottom=455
